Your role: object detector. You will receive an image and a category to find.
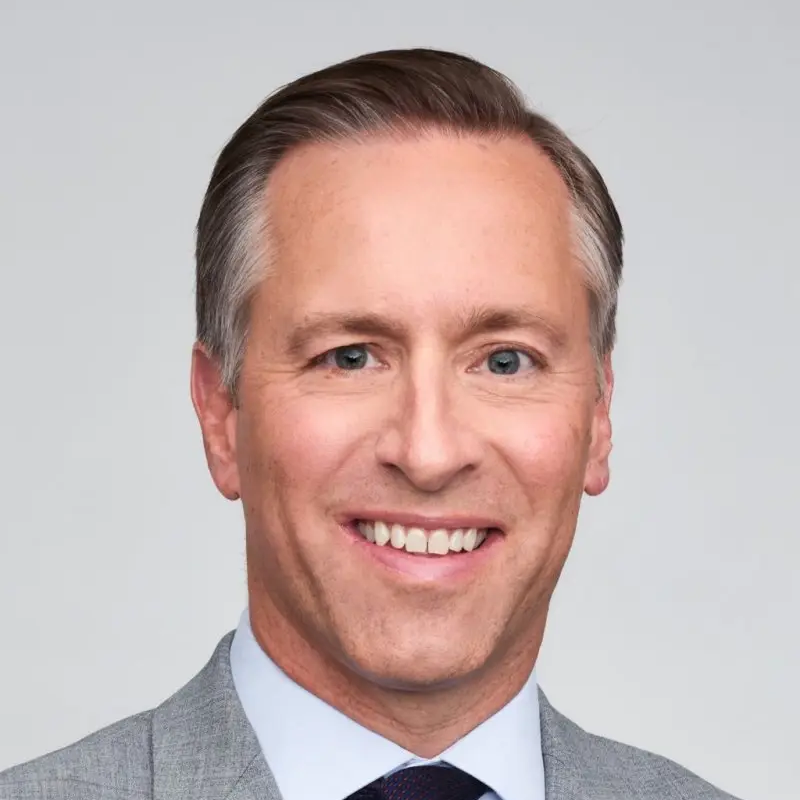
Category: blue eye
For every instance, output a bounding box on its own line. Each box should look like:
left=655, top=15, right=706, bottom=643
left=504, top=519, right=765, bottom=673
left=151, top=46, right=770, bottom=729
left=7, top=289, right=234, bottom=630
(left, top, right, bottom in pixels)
left=313, top=345, right=538, bottom=375
left=320, top=345, right=378, bottom=370
left=484, top=349, right=537, bottom=375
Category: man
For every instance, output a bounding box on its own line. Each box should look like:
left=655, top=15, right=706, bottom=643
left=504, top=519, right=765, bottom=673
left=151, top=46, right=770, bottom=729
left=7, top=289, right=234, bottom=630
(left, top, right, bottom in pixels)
left=0, top=48, right=741, bottom=800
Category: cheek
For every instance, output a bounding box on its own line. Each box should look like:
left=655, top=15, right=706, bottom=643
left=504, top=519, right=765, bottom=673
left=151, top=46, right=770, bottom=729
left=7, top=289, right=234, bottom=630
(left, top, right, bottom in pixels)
left=493, top=403, right=591, bottom=494
left=239, top=392, right=366, bottom=501
left=236, top=394, right=368, bottom=589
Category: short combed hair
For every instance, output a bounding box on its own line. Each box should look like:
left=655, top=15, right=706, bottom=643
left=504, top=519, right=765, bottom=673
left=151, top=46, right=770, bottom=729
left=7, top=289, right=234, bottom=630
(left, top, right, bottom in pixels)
left=195, top=48, right=623, bottom=393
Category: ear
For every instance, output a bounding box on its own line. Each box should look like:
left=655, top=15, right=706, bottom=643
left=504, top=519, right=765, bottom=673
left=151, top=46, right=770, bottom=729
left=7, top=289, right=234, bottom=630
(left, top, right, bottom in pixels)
left=584, top=355, right=614, bottom=497
left=190, top=343, right=241, bottom=501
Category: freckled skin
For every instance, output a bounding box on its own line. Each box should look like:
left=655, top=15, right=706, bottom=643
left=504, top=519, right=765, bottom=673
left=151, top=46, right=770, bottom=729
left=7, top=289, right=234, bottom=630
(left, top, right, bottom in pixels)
left=191, top=132, right=613, bottom=754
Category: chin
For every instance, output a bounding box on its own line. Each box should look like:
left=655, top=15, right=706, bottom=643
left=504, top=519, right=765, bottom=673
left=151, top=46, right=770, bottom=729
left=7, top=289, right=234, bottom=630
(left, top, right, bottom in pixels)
left=342, top=630, right=492, bottom=692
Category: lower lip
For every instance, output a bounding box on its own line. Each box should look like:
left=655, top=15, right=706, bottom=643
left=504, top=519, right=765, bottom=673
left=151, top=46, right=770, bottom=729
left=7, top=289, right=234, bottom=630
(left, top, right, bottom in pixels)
left=342, top=522, right=503, bottom=582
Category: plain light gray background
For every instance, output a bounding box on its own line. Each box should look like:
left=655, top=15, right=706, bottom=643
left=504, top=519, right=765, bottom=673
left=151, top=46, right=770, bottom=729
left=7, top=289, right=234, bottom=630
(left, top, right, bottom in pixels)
left=0, top=1, right=797, bottom=798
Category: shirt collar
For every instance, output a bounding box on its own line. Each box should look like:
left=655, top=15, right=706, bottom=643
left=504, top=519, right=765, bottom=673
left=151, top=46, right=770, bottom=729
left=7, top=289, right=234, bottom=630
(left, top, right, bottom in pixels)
left=230, top=609, right=545, bottom=800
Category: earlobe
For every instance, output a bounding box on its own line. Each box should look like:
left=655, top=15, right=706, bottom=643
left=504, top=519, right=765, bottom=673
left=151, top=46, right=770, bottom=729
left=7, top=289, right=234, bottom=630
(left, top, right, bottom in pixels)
left=584, top=356, right=614, bottom=497
left=190, top=343, right=241, bottom=501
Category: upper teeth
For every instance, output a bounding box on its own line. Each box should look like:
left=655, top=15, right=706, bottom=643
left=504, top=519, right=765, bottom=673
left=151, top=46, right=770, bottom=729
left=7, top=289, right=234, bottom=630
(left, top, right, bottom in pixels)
left=356, top=521, right=488, bottom=555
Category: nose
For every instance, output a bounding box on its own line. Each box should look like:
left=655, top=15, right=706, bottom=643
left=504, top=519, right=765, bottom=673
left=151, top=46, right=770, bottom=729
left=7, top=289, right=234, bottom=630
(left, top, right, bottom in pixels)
left=374, top=362, right=482, bottom=493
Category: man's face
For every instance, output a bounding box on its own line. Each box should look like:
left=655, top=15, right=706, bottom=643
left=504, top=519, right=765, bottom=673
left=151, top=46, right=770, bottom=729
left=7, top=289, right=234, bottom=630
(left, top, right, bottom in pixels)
left=212, top=133, right=612, bottom=689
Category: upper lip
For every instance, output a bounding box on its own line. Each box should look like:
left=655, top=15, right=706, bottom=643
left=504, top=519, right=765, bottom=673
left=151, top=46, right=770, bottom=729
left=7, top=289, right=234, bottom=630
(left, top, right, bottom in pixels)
left=343, top=511, right=505, bottom=532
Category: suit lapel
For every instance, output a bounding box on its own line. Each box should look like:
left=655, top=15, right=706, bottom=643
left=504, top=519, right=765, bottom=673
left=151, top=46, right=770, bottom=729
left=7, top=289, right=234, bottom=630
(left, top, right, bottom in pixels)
left=539, top=688, right=578, bottom=800
left=151, top=632, right=283, bottom=800
left=225, top=752, right=283, bottom=800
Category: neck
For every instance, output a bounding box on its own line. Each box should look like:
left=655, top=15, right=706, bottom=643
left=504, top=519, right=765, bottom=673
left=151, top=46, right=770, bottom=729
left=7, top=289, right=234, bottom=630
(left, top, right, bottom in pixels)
left=247, top=591, right=546, bottom=758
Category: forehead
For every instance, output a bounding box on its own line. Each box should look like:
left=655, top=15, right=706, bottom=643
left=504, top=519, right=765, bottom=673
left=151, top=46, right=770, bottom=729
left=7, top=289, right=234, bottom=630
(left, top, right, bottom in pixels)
left=267, top=132, right=572, bottom=247
left=259, top=132, right=581, bottom=327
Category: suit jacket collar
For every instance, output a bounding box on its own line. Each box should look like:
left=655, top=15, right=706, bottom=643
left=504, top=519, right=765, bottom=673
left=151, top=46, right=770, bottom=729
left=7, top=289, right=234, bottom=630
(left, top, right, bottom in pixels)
left=151, top=633, right=280, bottom=800
left=150, top=631, right=592, bottom=800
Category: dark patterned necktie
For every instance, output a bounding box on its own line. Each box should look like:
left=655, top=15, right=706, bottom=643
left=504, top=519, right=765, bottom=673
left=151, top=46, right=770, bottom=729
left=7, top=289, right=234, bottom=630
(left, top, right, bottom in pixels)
left=345, top=764, right=490, bottom=800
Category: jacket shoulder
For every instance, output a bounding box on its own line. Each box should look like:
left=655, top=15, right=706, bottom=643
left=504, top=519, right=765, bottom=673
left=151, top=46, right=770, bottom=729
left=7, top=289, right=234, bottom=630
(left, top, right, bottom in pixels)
left=0, top=711, right=153, bottom=800
left=584, top=729, right=742, bottom=800
left=539, top=690, right=743, bottom=800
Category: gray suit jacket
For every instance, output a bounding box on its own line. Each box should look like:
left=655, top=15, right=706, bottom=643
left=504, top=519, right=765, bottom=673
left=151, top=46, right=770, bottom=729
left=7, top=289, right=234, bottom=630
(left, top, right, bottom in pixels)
left=0, top=633, right=740, bottom=800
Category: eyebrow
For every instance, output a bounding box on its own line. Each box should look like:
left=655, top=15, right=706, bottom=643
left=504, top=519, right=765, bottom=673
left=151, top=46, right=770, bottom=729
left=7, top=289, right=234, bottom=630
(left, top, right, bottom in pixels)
left=285, top=305, right=568, bottom=358
left=458, top=306, right=568, bottom=350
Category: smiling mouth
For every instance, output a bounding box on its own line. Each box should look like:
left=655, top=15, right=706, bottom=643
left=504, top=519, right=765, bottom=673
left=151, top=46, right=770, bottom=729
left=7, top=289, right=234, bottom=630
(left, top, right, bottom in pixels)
left=353, top=519, right=495, bottom=556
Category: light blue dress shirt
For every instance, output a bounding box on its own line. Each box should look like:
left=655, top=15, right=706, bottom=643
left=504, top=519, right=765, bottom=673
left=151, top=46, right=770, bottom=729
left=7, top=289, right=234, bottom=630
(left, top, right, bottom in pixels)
left=230, top=609, right=546, bottom=800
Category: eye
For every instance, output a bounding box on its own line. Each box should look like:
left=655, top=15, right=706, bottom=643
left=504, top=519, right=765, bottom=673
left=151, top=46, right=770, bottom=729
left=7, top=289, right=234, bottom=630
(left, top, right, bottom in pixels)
left=317, top=344, right=381, bottom=371
left=481, top=348, right=539, bottom=376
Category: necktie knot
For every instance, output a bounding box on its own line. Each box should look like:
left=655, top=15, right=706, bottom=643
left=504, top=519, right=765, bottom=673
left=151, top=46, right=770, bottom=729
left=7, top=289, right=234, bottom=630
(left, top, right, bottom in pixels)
left=347, top=764, right=489, bottom=800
